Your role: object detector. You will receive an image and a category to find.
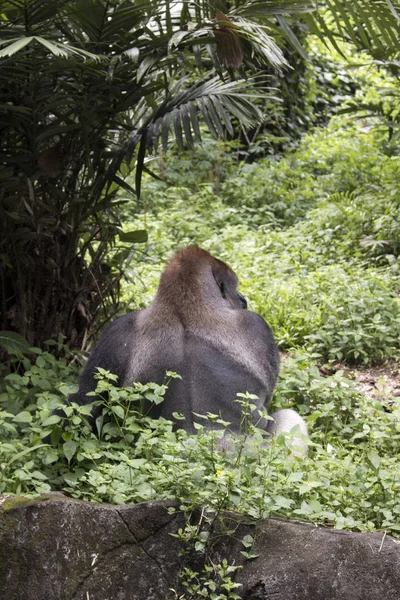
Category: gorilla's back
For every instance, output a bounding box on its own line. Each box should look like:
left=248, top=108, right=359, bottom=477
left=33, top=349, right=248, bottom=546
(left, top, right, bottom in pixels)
left=120, top=307, right=278, bottom=432
left=132, top=331, right=267, bottom=432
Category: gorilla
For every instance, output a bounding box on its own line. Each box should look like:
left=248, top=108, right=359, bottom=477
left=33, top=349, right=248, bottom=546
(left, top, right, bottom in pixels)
left=53, top=246, right=307, bottom=453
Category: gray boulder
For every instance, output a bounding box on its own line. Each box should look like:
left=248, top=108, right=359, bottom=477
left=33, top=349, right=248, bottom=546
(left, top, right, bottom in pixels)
left=1, top=496, right=399, bottom=600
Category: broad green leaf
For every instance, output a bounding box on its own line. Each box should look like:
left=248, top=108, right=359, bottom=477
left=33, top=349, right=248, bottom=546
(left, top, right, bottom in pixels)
left=31, top=470, right=48, bottom=480
left=368, top=451, right=381, bottom=470
left=112, top=405, right=125, bottom=420
left=42, top=415, right=62, bottom=427
left=0, top=331, right=31, bottom=356
left=242, top=534, right=254, bottom=548
left=273, top=495, right=294, bottom=508
left=63, top=440, right=78, bottom=463
left=119, top=230, right=148, bottom=243
left=13, top=411, right=33, bottom=423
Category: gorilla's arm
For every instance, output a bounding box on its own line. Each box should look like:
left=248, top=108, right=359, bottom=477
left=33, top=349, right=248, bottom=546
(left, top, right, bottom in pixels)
left=69, top=312, right=139, bottom=419
left=246, top=314, right=308, bottom=456
left=245, top=311, right=281, bottom=404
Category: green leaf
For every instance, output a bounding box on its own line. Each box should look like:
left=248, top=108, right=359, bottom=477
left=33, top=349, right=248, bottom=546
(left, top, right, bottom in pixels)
left=31, top=470, right=48, bottom=480
left=119, top=230, right=148, bottom=243
left=276, top=15, right=309, bottom=60
left=110, top=174, right=136, bottom=197
left=367, top=451, right=381, bottom=470
left=13, top=411, right=32, bottom=423
left=384, top=0, right=400, bottom=21
left=137, top=55, right=158, bottom=83
left=173, top=108, right=184, bottom=151
left=42, top=415, right=62, bottom=427
left=112, top=405, right=125, bottom=420
left=7, top=444, right=48, bottom=465
left=63, top=441, right=78, bottom=463
left=0, top=331, right=31, bottom=356
left=204, top=96, right=226, bottom=138
left=135, top=130, right=147, bottom=199
left=161, top=112, right=171, bottom=152
left=242, top=534, right=254, bottom=548
left=43, top=451, right=59, bottom=465
left=197, top=97, right=218, bottom=139
left=0, top=37, right=34, bottom=57
left=240, top=550, right=259, bottom=560
left=210, top=95, right=234, bottom=137
left=273, top=495, right=294, bottom=509
left=34, top=36, right=68, bottom=57
left=187, top=101, right=202, bottom=143
left=180, top=104, right=194, bottom=149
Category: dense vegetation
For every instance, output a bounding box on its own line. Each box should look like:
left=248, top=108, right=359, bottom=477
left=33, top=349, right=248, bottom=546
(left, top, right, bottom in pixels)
left=1, top=108, right=399, bottom=541
left=1, top=4, right=400, bottom=594
left=131, top=117, right=400, bottom=365
left=1, top=0, right=400, bottom=348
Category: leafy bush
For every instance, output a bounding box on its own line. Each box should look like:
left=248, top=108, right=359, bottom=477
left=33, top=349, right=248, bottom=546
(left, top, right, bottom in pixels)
left=1, top=351, right=400, bottom=537
left=127, top=116, right=400, bottom=364
left=140, top=118, right=396, bottom=231
left=249, top=266, right=400, bottom=363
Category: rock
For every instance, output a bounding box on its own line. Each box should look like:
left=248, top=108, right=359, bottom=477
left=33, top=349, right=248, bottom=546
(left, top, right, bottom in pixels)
left=0, top=496, right=183, bottom=600
left=237, top=519, right=400, bottom=600
left=1, top=497, right=399, bottom=600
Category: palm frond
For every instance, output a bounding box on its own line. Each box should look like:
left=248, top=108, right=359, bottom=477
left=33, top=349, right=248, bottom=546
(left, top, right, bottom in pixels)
left=103, top=74, right=269, bottom=197
left=304, top=0, right=400, bottom=57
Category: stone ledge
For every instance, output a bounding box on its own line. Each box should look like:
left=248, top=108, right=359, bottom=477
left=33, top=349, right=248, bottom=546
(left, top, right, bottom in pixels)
left=1, top=496, right=399, bottom=600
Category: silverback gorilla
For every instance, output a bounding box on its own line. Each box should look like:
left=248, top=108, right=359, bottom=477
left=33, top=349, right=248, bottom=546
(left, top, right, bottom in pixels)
left=62, top=246, right=307, bottom=452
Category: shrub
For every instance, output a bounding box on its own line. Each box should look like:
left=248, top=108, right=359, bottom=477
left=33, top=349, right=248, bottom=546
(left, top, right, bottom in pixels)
left=1, top=351, right=400, bottom=536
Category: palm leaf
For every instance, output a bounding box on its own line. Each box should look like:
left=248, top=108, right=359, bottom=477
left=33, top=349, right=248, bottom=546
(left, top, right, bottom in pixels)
left=384, top=0, right=400, bottom=21
left=304, top=0, right=400, bottom=56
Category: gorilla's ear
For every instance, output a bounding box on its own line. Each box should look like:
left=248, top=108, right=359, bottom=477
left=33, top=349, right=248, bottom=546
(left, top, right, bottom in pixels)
left=212, top=262, right=228, bottom=299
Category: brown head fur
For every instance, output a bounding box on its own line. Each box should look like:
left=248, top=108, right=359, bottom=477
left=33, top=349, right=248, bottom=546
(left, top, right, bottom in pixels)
left=153, top=246, right=238, bottom=322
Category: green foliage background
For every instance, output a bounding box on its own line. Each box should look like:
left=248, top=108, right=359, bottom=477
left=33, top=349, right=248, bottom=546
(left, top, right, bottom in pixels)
left=126, top=114, right=400, bottom=365
left=1, top=108, right=400, bottom=539
left=1, top=31, right=400, bottom=553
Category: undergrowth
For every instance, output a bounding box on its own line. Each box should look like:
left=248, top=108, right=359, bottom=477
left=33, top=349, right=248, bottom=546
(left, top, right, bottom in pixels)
left=0, top=92, right=399, bottom=590
left=127, top=117, right=400, bottom=365
left=1, top=349, right=399, bottom=537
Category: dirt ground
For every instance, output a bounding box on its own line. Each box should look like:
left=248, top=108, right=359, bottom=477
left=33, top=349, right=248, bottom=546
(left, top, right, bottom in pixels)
left=349, top=362, right=400, bottom=401
left=283, top=351, right=400, bottom=403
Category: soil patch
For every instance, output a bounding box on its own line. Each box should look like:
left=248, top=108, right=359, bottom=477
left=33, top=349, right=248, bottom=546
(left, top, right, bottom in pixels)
left=350, top=362, right=400, bottom=401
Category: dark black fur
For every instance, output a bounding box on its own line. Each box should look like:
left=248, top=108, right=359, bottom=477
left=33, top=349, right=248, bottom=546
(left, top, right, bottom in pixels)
left=67, top=309, right=280, bottom=433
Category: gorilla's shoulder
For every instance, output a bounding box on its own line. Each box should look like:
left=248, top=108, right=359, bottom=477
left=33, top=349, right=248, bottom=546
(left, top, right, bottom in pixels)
left=104, top=311, right=141, bottom=333
left=244, top=310, right=273, bottom=333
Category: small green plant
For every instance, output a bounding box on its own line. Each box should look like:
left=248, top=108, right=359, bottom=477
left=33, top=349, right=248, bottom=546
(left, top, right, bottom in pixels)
left=171, top=560, right=242, bottom=600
